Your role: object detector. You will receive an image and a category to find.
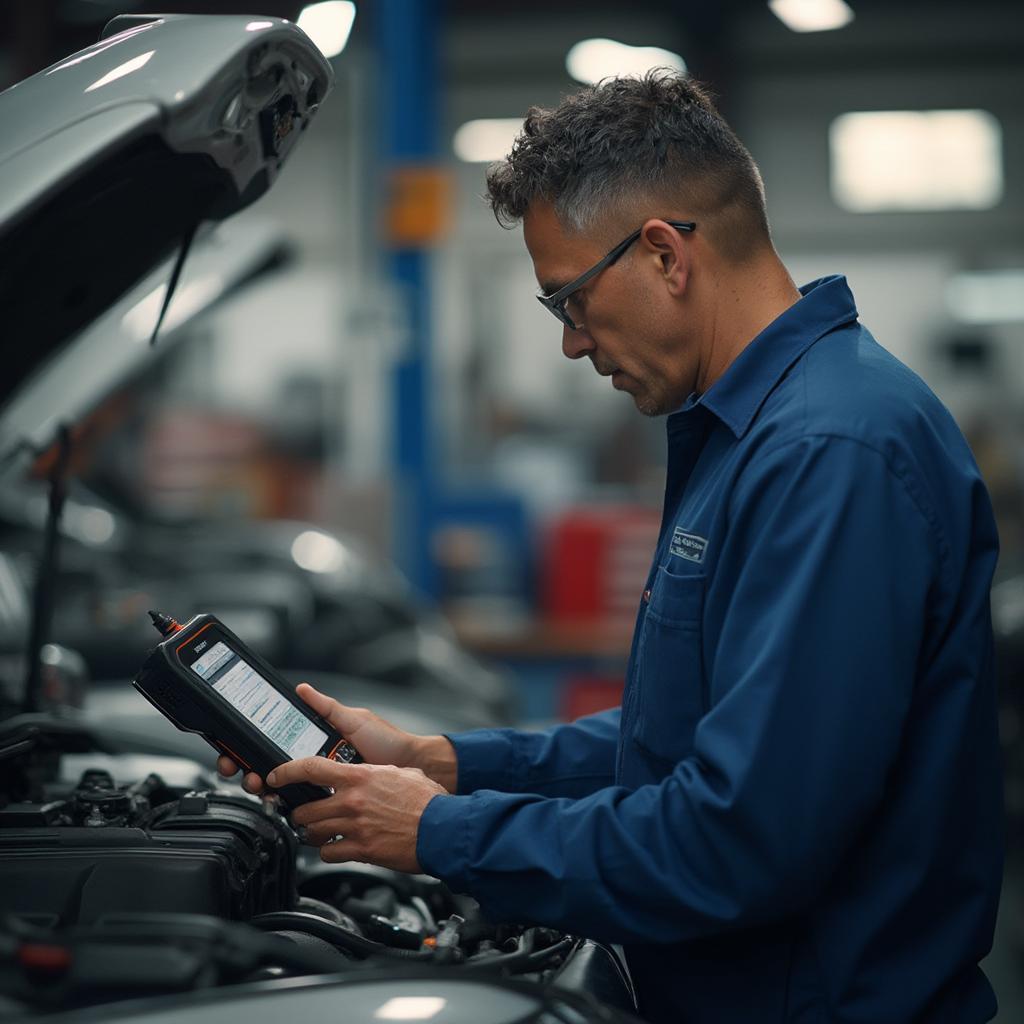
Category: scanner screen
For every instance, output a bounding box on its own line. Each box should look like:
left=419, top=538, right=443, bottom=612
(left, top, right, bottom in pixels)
left=191, top=641, right=326, bottom=759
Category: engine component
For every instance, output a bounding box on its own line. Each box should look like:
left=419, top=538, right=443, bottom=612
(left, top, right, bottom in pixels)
left=0, top=913, right=346, bottom=1010
left=0, top=720, right=638, bottom=1017
left=0, top=770, right=297, bottom=925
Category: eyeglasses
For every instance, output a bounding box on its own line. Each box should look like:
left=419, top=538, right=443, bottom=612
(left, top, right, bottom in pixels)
left=536, top=220, right=696, bottom=331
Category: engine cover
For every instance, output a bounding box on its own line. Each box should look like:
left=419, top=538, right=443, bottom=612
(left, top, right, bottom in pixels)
left=0, top=771, right=297, bottom=925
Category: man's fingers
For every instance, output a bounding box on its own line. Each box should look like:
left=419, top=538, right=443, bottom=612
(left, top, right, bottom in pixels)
left=216, top=755, right=263, bottom=794
left=268, top=755, right=357, bottom=791
left=294, top=681, right=333, bottom=715
left=295, top=683, right=365, bottom=737
left=242, top=772, right=265, bottom=795
left=296, top=817, right=354, bottom=846
left=319, top=837, right=361, bottom=864
left=290, top=792, right=343, bottom=827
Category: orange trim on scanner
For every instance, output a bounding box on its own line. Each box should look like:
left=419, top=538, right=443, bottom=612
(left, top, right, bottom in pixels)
left=215, top=740, right=252, bottom=773
left=174, top=620, right=217, bottom=658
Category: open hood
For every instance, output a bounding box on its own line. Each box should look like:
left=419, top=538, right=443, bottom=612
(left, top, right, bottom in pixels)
left=0, top=218, right=291, bottom=483
left=0, top=13, right=334, bottom=466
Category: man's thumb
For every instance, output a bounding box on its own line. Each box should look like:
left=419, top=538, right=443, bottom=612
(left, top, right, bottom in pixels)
left=295, top=682, right=361, bottom=736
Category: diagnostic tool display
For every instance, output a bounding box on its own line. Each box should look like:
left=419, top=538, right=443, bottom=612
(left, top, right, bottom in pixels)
left=133, top=611, right=362, bottom=808
left=189, top=640, right=328, bottom=759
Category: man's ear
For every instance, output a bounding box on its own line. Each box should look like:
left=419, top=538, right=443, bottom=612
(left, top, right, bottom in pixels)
left=639, top=219, right=691, bottom=297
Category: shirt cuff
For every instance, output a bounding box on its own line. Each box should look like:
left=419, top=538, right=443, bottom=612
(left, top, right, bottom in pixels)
left=416, top=792, right=474, bottom=891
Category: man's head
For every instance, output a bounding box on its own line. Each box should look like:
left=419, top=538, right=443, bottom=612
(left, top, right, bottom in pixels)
left=486, top=71, right=780, bottom=416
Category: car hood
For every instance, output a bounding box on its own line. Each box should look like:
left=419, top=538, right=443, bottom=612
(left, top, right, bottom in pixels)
left=0, top=13, right=333, bottom=469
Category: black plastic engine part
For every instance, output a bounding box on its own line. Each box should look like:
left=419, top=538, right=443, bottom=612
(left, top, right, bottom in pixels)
left=552, top=940, right=638, bottom=1014
left=0, top=913, right=347, bottom=1010
left=250, top=911, right=434, bottom=962
left=0, top=774, right=297, bottom=925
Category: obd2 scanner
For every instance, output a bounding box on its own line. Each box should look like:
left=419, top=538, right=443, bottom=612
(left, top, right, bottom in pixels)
left=133, top=611, right=362, bottom=808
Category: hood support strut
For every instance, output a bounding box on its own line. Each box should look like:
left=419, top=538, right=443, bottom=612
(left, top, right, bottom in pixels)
left=22, top=425, right=71, bottom=714
left=150, top=222, right=198, bottom=347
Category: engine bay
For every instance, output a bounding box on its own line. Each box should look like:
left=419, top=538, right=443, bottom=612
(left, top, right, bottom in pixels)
left=0, top=717, right=637, bottom=1021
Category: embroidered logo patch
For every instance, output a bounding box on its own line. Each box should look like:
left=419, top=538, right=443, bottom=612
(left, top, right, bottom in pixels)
left=670, top=527, right=708, bottom=563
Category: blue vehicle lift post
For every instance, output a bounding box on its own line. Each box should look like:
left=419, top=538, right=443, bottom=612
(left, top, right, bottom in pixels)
left=374, top=0, right=443, bottom=595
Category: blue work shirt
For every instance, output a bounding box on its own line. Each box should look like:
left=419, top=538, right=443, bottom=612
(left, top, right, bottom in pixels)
left=417, top=276, right=1003, bottom=1023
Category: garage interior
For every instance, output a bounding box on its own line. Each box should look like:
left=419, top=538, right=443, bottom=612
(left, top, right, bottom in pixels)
left=1, top=0, right=1022, bottom=1018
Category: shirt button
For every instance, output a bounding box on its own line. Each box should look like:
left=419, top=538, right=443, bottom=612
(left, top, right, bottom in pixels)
left=642, top=588, right=651, bottom=603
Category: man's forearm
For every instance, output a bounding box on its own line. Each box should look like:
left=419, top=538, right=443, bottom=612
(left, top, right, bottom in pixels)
left=435, top=711, right=621, bottom=799
left=414, top=734, right=459, bottom=793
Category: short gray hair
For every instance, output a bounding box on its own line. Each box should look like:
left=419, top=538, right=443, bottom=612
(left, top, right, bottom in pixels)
left=486, top=71, right=770, bottom=259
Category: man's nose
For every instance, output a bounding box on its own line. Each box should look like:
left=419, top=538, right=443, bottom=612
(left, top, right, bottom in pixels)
left=562, top=323, right=595, bottom=360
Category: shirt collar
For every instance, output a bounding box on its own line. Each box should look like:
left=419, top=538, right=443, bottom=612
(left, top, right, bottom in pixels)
left=669, top=274, right=859, bottom=440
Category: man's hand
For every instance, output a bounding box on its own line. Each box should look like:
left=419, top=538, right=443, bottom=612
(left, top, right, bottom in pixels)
left=215, top=682, right=458, bottom=794
left=268, top=758, right=446, bottom=871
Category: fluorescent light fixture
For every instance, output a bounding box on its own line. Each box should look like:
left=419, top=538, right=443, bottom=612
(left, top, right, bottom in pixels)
left=374, top=997, right=447, bottom=1021
left=453, top=118, right=523, bottom=163
left=768, top=0, right=854, bottom=33
left=296, top=1, right=356, bottom=59
left=566, top=38, right=686, bottom=85
left=84, top=50, right=154, bottom=92
left=830, top=109, right=1003, bottom=212
left=946, top=270, right=1024, bottom=324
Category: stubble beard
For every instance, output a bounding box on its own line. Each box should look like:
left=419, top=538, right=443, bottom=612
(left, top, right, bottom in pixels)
left=632, top=377, right=675, bottom=417
left=597, top=361, right=678, bottom=417
left=635, top=394, right=663, bottom=417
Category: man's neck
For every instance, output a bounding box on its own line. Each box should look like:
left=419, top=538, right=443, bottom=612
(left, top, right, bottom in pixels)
left=695, top=258, right=802, bottom=394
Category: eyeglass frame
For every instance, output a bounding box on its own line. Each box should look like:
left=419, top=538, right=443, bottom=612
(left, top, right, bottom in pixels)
left=536, top=219, right=697, bottom=331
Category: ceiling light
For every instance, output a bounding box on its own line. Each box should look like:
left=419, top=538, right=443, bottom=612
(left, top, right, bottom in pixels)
left=946, top=270, right=1024, bottom=325
left=296, top=1, right=356, bottom=59
left=768, top=0, right=854, bottom=33
left=830, top=109, right=1002, bottom=212
left=453, top=118, right=523, bottom=163
left=566, top=38, right=686, bottom=85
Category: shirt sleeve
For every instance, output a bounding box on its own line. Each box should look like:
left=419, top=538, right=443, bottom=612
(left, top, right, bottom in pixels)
left=417, top=437, right=939, bottom=944
left=447, top=708, right=620, bottom=798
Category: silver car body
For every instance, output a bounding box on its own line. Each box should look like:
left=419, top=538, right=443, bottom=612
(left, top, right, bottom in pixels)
left=0, top=13, right=333, bottom=472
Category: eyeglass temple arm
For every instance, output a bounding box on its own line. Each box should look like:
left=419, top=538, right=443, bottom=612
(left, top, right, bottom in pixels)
left=542, top=220, right=696, bottom=304
left=544, top=230, right=641, bottom=304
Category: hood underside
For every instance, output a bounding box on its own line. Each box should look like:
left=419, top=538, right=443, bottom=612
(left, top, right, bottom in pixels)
left=0, top=13, right=333, bottom=452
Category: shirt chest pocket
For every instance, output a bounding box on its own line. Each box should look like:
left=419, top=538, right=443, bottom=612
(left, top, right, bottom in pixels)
left=632, top=565, right=706, bottom=764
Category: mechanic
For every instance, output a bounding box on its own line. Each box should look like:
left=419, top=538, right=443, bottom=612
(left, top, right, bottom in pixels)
left=220, top=73, right=1004, bottom=1022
